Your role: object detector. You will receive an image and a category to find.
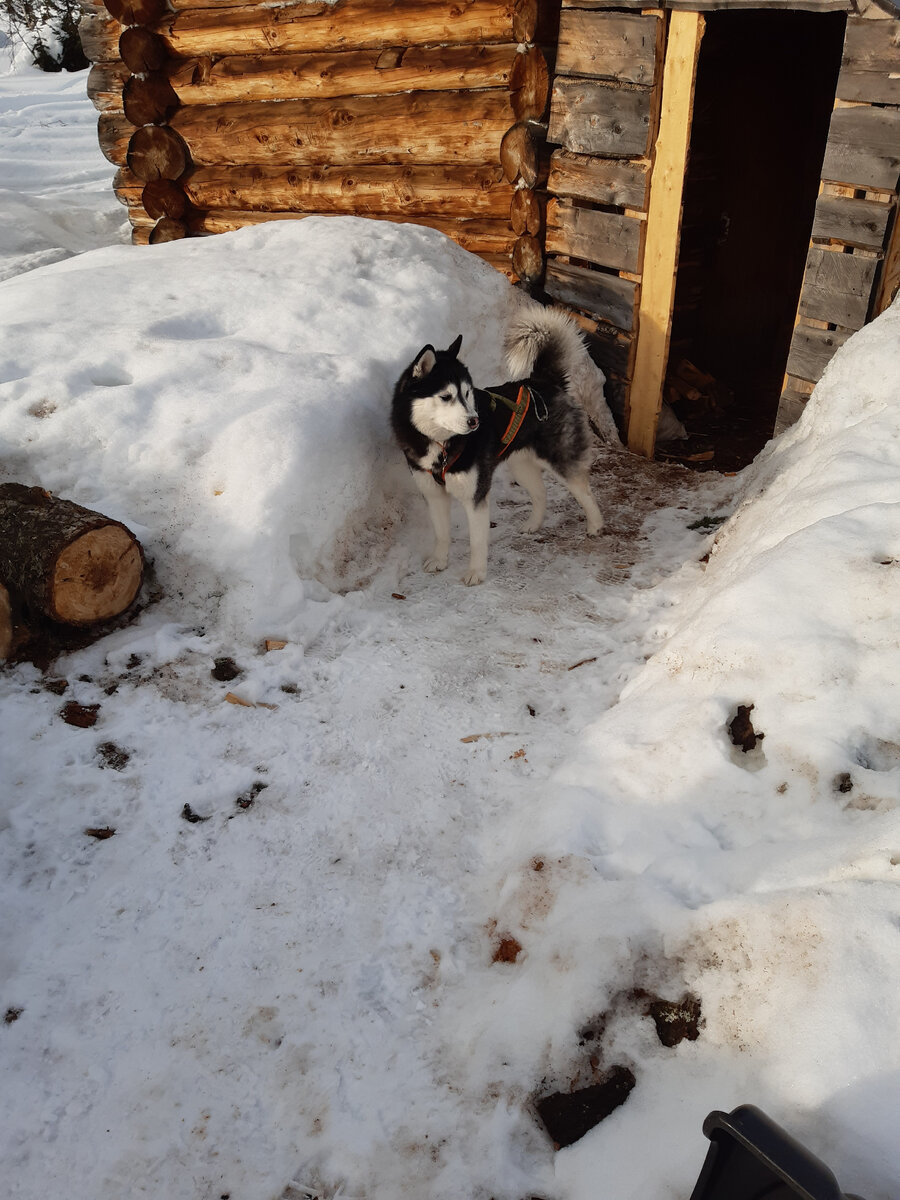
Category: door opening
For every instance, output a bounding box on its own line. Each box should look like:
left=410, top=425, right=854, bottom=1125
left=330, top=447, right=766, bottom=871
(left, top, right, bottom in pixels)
left=663, top=10, right=847, bottom=469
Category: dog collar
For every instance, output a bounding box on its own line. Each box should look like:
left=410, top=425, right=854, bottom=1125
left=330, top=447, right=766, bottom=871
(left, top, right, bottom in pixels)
left=431, top=438, right=466, bottom=485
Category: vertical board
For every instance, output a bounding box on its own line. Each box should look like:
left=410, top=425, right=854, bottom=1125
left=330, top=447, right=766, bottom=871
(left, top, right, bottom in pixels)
left=627, top=11, right=705, bottom=459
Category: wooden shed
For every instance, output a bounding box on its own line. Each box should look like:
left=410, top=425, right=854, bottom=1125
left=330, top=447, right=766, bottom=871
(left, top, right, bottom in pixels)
left=81, top=0, right=900, bottom=461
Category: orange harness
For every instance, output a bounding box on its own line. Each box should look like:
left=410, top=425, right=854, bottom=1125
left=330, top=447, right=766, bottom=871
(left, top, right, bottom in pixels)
left=492, top=385, right=531, bottom=459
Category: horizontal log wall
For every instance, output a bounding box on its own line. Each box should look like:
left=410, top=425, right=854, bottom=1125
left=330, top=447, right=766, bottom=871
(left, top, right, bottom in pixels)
left=84, top=0, right=562, bottom=277
left=776, top=14, right=900, bottom=435
left=543, top=2, right=663, bottom=406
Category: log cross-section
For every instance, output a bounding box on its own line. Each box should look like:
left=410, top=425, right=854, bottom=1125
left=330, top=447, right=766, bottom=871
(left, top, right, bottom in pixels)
left=0, top=484, right=144, bottom=626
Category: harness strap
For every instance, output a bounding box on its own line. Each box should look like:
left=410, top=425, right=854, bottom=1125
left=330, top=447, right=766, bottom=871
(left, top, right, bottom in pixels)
left=432, top=439, right=466, bottom=484
left=496, top=385, right=530, bottom=459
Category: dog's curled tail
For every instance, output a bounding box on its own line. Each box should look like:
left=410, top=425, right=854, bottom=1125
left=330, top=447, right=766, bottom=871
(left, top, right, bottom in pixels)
left=505, top=305, right=621, bottom=445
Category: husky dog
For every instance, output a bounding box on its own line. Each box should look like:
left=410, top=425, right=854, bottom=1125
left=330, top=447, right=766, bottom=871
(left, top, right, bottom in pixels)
left=391, top=307, right=611, bottom=585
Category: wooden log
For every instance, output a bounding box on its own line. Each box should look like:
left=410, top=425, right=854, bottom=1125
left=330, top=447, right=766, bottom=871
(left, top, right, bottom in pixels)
left=127, top=124, right=189, bottom=181
left=548, top=78, right=653, bottom=158
left=87, top=61, right=128, bottom=112
left=186, top=209, right=516, bottom=254
left=512, top=233, right=543, bottom=283
left=812, top=194, right=891, bottom=251
left=556, top=11, right=659, bottom=85
left=544, top=259, right=638, bottom=331
left=627, top=10, right=704, bottom=459
left=500, top=121, right=546, bottom=187
left=162, top=44, right=527, bottom=109
left=509, top=45, right=550, bottom=122
left=821, top=105, right=900, bottom=192
left=143, top=178, right=188, bottom=219
left=562, top=0, right=851, bottom=9
left=545, top=198, right=643, bottom=273
left=183, top=163, right=511, bottom=218
left=149, top=218, right=188, bottom=243
left=103, top=0, right=168, bottom=26
left=157, top=0, right=540, bottom=60
left=837, top=18, right=900, bottom=105
left=167, top=92, right=513, bottom=168
left=79, top=9, right=120, bottom=64
left=0, top=485, right=143, bottom=626
left=119, top=26, right=169, bottom=74
left=123, top=73, right=180, bottom=127
left=510, top=188, right=544, bottom=235
left=548, top=149, right=650, bottom=210
left=797, top=246, right=879, bottom=329
left=98, top=111, right=133, bottom=166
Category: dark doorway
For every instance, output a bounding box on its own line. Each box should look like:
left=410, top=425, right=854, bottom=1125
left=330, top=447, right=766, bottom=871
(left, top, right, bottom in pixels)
left=663, top=10, right=847, bottom=469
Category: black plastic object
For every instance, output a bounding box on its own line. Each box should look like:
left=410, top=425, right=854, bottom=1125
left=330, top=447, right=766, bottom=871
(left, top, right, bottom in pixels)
left=690, top=1105, right=866, bottom=1200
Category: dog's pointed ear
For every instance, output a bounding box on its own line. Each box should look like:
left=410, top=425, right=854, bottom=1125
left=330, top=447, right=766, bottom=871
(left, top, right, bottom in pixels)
left=447, top=334, right=463, bottom=359
left=411, top=345, right=437, bottom=379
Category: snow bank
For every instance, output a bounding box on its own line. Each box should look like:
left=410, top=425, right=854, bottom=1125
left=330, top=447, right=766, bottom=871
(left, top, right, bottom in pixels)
left=0, top=219, right=519, bottom=636
left=471, top=299, right=900, bottom=1200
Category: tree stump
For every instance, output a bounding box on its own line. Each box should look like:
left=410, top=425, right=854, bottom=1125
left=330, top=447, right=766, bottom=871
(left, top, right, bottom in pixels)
left=0, top=484, right=144, bottom=626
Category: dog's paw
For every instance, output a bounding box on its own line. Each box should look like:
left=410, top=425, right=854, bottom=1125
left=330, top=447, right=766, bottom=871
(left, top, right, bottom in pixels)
left=461, top=568, right=486, bottom=586
left=423, top=554, right=448, bottom=573
left=520, top=516, right=544, bottom=535
left=585, top=518, right=604, bottom=538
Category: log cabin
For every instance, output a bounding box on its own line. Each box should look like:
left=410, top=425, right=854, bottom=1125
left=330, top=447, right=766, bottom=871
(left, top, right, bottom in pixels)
left=82, top=0, right=900, bottom=461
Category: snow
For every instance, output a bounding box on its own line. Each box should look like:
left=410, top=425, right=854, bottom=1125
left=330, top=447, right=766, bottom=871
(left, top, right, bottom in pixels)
left=2, top=61, right=900, bottom=1200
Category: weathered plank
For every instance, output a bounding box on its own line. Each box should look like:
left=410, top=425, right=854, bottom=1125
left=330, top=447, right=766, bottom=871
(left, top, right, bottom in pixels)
left=545, top=198, right=644, bottom=273
left=785, top=322, right=852, bottom=382
left=812, top=194, right=891, bottom=250
left=545, top=258, right=638, bottom=330
left=797, top=246, right=879, bottom=328
left=548, top=149, right=650, bottom=210
left=182, top=163, right=511, bottom=218
left=627, top=10, right=704, bottom=459
left=157, top=0, right=538, bottom=59
left=167, top=91, right=513, bottom=168
left=556, top=11, right=660, bottom=86
left=837, top=18, right=900, bottom=105
left=820, top=105, right=900, bottom=192
left=773, top=387, right=811, bottom=438
left=548, top=78, right=653, bottom=158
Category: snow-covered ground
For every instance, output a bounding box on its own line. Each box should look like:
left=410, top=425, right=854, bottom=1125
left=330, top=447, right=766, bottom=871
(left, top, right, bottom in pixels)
left=2, top=57, right=899, bottom=1200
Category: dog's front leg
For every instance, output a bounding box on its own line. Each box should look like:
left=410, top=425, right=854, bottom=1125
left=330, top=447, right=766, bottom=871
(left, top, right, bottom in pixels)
left=459, top=499, right=490, bottom=586
left=414, top=471, right=451, bottom=573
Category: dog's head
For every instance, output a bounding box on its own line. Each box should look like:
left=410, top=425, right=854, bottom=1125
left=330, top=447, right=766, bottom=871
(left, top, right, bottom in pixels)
left=400, top=334, right=480, bottom=441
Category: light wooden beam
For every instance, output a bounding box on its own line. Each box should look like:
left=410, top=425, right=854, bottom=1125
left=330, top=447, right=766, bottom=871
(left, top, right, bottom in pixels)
left=627, top=10, right=704, bottom=458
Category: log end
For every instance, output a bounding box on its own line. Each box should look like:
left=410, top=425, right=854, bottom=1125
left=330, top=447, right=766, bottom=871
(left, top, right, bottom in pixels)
left=52, top=526, right=143, bottom=625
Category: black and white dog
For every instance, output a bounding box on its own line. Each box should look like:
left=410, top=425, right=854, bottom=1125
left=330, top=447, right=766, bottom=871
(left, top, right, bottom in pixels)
left=391, top=306, right=612, bottom=585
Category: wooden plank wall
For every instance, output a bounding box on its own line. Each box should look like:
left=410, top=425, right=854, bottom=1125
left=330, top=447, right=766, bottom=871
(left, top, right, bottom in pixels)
left=776, top=14, right=900, bottom=432
left=81, top=0, right=561, bottom=279
left=543, top=1, right=663, bottom=410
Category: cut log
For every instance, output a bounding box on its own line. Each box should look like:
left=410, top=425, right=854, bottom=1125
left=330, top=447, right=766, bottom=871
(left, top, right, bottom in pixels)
left=87, top=61, right=129, bottom=113
left=98, top=111, right=133, bottom=166
left=127, top=124, right=189, bottom=181
left=142, top=178, right=188, bottom=219
left=79, top=8, right=120, bottom=64
left=509, top=45, right=550, bottom=122
left=500, top=121, right=545, bottom=187
left=510, top=187, right=544, bottom=236
left=164, top=44, right=522, bottom=107
left=168, top=91, right=512, bottom=168
left=511, top=233, right=543, bottom=282
left=0, top=485, right=143, bottom=626
left=182, top=163, right=511, bottom=218
left=157, top=0, right=539, bottom=59
left=149, top=217, right=188, bottom=243
left=119, top=26, right=169, bottom=73
left=103, top=0, right=168, bottom=26
left=123, top=73, right=180, bottom=127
